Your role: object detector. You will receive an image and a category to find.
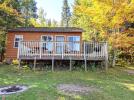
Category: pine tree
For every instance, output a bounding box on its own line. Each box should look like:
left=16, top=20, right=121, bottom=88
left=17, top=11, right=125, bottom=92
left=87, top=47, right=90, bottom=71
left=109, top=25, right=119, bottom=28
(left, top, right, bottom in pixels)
left=61, top=0, right=71, bottom=27
left=21, top=0, right=38, bottom=27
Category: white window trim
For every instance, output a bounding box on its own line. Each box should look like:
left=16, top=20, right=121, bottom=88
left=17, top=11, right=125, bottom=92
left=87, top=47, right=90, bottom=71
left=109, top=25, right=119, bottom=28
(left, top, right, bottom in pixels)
left=67, top=36, right=80, bottom=42
left=67, top=36, right=80, bottom=51
left=41, top=35, right=53, bottom=41
left=41, top=35, right=53, bottom=51
left=55, top=35, right=65, bottom=42
left=14, top=35, right=23, bottom=48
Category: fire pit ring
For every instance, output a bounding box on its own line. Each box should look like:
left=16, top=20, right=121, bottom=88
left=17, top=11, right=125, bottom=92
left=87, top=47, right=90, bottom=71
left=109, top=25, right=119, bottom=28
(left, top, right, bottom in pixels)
left=0, top=85, right=28, bottom=95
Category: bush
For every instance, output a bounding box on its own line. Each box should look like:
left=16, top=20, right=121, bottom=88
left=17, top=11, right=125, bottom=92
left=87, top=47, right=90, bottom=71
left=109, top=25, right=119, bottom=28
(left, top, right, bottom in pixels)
left=22, top=65, right=30, bottom=71
left=12, top=59, right=19, bottom=65
left=116, top=59, right=127, bottom=67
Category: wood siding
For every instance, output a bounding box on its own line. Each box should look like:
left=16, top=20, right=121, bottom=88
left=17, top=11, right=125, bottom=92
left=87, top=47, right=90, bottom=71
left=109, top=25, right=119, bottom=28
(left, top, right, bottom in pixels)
left=5, top=32, right=82, bottom=59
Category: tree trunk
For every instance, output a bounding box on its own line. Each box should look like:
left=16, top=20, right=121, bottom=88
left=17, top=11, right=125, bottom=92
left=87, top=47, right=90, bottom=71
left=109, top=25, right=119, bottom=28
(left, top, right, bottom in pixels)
left=112, top=49, right=116, bottom=67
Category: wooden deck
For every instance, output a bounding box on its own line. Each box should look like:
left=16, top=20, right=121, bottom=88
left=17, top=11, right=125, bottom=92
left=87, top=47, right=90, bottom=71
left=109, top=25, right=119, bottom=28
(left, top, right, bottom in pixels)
left=18, top=41, right=108, bottom=61
left=18, top=41, right=108, bottom=71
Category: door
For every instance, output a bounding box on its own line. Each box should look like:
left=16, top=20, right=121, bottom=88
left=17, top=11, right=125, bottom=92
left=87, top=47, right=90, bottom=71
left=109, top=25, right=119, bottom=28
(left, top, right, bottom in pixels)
left=41, top=35, right=53, bottom=52
left=56, top=36, right=65, bottom=54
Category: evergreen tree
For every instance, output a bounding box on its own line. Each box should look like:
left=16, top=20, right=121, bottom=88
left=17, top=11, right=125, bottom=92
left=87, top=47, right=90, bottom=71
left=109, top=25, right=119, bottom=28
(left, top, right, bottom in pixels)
left=61, top=0, right=71, bottom=27
left=21, top=0, right=38, bottom=27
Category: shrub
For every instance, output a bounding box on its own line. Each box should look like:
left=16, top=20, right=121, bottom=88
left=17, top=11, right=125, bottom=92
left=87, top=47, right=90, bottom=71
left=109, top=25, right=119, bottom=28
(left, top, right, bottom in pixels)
left=22, top=65, right=30, bottom=71
left=12, top=59, right=19, bottom=65
left=116, top=59, right=127, bottom=67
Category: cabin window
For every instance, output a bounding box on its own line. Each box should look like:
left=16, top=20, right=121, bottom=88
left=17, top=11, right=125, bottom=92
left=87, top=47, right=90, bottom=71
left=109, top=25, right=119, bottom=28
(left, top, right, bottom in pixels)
left=41, top=35, right=53, bottom=51
left=14, top=35, right=23, bottom=48
left=67, top=36, right=80, bottom=52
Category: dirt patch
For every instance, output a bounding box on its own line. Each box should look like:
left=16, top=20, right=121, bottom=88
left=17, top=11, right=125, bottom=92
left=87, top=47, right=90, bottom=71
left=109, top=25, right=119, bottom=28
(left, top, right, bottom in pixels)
left=57, top=84, right=98, bottom=96
left=125, top=70, right=134, bottom=75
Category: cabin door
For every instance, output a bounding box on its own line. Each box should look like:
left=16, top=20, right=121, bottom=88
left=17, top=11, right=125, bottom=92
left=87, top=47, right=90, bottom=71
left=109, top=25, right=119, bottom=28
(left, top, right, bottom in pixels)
left=55, top=36, right=65, bottom=54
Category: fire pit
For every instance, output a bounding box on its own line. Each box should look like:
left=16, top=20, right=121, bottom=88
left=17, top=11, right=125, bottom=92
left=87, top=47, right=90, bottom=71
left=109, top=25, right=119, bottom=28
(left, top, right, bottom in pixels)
left=0, top=85, right=28, bottom=95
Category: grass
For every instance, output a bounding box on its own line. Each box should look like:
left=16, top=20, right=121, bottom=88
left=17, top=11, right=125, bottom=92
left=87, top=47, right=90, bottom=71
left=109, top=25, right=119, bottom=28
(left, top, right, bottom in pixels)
left=0, top=64, right=134, bottom=100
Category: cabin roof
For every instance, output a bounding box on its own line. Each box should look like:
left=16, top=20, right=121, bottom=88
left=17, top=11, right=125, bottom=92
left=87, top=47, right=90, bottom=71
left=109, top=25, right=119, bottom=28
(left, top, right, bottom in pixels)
left=8, top=27, right=84, bottom=33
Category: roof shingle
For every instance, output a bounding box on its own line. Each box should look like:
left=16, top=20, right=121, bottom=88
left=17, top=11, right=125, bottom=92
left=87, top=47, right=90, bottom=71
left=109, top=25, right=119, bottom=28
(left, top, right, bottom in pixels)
left=8, top=27, right=84, bottom=33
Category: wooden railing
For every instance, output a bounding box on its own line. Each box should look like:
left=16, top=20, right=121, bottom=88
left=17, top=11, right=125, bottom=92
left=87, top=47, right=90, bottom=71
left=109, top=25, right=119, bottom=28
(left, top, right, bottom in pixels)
left=18, top=41, right=108, bottom=60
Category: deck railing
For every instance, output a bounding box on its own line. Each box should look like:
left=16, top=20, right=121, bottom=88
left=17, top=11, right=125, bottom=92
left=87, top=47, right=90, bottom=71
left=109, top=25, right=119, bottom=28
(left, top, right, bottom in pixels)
left=18, top=41, right=108, bottom=60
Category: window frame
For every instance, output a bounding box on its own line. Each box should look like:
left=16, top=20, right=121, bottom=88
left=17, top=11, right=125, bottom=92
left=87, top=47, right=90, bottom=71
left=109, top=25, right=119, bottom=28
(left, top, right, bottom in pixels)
left=67, top=36, right=80, bottom=52
left=14, top=35, right=23, bottom=48
left=41, top=35, right=53, bottom=51
left=67, top=36, right=80, bottom=42
left=41, top=35, right=53, bottom=42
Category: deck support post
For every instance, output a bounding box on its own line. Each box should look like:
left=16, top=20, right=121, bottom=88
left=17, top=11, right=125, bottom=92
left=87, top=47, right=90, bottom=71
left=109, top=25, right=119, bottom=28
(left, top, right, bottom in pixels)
left=18, top=58, right=21, bottom=70
left=2, top=95, right=6, bottom=100
left=84, top=58, right=87, bottom=71
left=105, top=42, right=108, bottom=71
left=52, top=58, right=54, bottom=72
left=84, top=42, right=87, bottom=71
left=105, top=59, right=108, bottom=71
left=33, top=57, right=36, bottom=72
left=70, top=57, right=72, bottom=71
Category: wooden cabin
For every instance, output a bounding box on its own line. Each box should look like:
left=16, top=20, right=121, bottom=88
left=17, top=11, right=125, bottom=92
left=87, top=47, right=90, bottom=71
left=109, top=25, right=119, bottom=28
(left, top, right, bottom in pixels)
left=5, top=27, right=108, bottom=71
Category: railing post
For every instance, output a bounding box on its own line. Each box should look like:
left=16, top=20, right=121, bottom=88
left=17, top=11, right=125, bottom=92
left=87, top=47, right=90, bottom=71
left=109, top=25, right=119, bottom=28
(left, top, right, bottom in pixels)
left=40, top=41, right=42, bottom=59
left=84, top=42, right=86, bottom=59
left=62, top=42, right=64, bottom=59
left=17, top=41, right=21, bottom=59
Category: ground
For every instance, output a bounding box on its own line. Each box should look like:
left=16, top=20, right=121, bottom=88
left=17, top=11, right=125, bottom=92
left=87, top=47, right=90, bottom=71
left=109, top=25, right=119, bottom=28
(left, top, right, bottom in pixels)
left=0, top=64, right=134, bottom=100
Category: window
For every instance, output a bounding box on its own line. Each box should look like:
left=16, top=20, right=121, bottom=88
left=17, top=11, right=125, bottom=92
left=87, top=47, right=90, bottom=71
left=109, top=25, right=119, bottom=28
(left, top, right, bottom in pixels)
left=41, top=35, right=53, bottom=51
left=68, top=36, right=80, bottom=42
left=55, top=36, right=65, bottom=54
left=14, top=35, right=23, bottom=48
left=67, top=36, right=80, bottom=52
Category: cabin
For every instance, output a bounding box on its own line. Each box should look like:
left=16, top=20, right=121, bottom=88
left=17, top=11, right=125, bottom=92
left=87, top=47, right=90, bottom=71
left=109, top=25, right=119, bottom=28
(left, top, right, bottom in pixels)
left=5, top=27, right=108, bottom=71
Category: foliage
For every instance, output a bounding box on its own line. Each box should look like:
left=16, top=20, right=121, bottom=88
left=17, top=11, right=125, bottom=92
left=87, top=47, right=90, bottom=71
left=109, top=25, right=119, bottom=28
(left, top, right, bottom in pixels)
left=12, top=59, right=19, bottom=65
left=0, top=0, right=38, bottom=60
left=116, top=59, right=127, bottom=67
left=71, top=0, right=94, bottom=41
left=20, top=0, right=38, bottom=27
left=71, top=0, right=134, bottom=65
left=61, top=0, right=71, bottom=27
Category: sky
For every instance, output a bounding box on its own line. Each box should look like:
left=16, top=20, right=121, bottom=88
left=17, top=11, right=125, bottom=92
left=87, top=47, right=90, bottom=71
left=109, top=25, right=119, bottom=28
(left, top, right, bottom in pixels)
left=36, top=0, right=74, bottom=22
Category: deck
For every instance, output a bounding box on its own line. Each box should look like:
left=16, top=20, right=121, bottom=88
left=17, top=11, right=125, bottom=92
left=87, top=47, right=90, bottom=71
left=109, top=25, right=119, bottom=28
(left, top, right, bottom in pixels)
left=18, top=41, right=108, bottom=60
left=18, top=41, right=108, bottom=71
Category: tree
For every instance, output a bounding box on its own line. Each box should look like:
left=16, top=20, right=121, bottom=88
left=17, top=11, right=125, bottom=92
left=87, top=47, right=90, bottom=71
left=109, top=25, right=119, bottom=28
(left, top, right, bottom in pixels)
left=0, top=0, right=24, bottom=29
left=0, top=0, right=38, bottom=61
left=71, top=0, right=93, bottom=41
left=61, top=0, right=71, bottom=27
left=71, top=0, right=134, bottom=66
left=38, top=8, right=47, bottom=27
left=21, top=0, right=38, bottom=27
left=51, top=19, right=58, bottom=27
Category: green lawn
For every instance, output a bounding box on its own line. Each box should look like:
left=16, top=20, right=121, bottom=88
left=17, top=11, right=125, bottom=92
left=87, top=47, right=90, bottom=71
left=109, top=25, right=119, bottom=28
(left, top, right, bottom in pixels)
left=0, top=64, right=134, bottom=100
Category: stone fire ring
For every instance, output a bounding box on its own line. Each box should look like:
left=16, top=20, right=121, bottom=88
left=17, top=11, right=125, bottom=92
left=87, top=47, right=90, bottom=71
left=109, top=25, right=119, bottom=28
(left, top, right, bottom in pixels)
left=57, top=84, right=97, bottom=96
left=0, top=85, right=28, bottom=95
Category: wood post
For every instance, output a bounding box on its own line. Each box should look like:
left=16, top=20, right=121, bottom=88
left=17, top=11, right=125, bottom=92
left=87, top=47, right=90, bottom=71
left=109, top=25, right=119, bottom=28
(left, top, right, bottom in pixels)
left=33, top=57, right=36, bottom=72
left=52, top=58, right=54, bottom=72
left=84, top=42, right=87, bottom=71
left=105, top=42, right=108, bottom=71
left=2, top=95, right=5, bottom=100
left=84, top=58, right=87, bottom=71
left=70, top=58, right=72, bottom=71
left=40, top=42, right=42, bottom=59
left=105, top=59, right=108, bottom=71
left=18, top=58, right=21, bottom=70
